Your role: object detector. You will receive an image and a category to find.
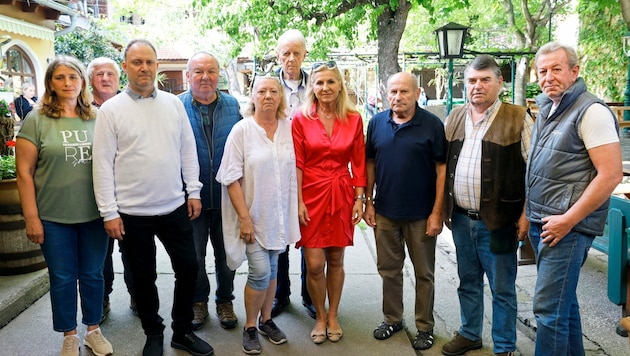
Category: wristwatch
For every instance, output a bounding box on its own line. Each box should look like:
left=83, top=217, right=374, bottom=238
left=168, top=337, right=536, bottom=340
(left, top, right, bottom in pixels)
left=354, top=195, right=366, bottom=203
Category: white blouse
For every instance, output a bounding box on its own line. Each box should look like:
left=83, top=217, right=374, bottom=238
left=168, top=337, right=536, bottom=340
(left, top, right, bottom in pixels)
left=216, top=116, right=301, bottom=270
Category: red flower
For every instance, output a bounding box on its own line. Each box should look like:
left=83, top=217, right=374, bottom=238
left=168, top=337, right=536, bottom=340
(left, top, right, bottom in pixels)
left=6, top=140, right=15, bottom=148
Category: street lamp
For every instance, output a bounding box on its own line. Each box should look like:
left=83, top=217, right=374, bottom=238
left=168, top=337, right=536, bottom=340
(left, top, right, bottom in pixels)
left=623, top=31, right=630, bottom=122
left=435, top=22, right=469, bottom=115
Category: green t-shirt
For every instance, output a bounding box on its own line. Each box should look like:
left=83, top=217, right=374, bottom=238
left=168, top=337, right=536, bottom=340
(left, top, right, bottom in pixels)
left=17, top=110, right=101, bottom=224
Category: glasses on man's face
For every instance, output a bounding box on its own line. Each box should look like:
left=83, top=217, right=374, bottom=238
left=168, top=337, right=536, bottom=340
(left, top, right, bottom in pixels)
left=311, top=61, right=337, bottom=71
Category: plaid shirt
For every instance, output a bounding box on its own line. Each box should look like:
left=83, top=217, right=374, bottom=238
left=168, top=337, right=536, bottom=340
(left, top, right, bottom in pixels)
left=453, top=99, right=533, bottom=211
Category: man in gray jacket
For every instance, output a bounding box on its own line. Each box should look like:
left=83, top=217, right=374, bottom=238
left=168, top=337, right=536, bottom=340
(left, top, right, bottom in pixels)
left=179, top=51, right=242, bottom=330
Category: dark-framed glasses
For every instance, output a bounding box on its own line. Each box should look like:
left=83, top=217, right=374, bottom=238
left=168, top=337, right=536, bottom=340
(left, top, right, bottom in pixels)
left=311, top=61, right=337, bottom=71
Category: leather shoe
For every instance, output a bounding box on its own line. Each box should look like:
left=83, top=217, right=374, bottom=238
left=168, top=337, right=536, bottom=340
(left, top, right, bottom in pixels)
left=302, top=301, right=316, bottom=319
left=171, top=332, right=214, bottom=356
left=271, top=298, right=290, bottom=318
left=143, top=334, right=163, bottom=356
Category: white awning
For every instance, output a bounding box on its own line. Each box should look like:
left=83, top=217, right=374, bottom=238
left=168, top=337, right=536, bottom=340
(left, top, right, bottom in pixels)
left=0, top=15, right=54, bottom=42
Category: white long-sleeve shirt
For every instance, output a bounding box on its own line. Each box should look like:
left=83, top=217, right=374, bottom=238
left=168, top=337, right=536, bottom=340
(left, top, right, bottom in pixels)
left=216, top=117, right=301, bottom=270
left=93, top=89, right=202, bottom=220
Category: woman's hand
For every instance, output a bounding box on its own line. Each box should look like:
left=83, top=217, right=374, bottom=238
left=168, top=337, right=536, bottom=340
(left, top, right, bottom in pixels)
left=351, top=199, right=363, bottom=225
left=24, top=217, right=44, bottom=244
left=298, top=201, right=310, bottom=226
left=239, top=217, right=255, bottom=244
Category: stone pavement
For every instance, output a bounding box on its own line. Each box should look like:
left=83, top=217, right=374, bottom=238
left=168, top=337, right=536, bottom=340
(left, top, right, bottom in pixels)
left=0, top=222, right=628, bottom=355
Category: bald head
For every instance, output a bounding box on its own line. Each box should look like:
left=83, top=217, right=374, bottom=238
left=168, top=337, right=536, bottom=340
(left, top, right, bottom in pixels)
left=387, top=72, right=420, bottom=121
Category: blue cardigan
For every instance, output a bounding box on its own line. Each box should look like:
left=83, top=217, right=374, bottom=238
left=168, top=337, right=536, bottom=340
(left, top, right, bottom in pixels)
left=179, top=90, right=242, bottom=209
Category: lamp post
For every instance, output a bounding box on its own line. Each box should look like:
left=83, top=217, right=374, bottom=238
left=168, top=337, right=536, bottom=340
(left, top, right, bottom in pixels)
left=435, top=22, right=469, bottom=115
left=623, top=31, right=630, bottom=122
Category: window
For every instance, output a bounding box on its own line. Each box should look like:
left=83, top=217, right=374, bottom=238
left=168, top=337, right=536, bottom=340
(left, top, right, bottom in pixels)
left=1, top=46, right=36, bottom=94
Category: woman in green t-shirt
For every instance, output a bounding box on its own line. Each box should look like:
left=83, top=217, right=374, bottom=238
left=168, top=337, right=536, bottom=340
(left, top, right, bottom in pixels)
left=16, top=56, right=113, bottom=356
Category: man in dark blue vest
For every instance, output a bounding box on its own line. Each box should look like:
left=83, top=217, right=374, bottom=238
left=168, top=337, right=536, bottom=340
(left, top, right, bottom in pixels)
left=527, top=42, right=622, bottom=356
left=179, top=51, right=242, bottom=331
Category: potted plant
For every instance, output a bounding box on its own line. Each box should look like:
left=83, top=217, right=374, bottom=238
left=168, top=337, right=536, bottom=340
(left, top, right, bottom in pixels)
left=0, top=140, right=18, bottom=207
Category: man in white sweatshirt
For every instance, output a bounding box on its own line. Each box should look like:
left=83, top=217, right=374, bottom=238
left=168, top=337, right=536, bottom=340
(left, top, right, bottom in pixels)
left=93, top=39, right=213, bottom=356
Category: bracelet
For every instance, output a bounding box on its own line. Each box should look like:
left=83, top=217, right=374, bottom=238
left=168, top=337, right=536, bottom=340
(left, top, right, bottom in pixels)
left=354, top=195, right=366, bottom=203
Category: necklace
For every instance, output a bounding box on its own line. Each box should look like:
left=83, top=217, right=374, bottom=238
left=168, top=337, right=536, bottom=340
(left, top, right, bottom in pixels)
left=319, top=108, right=332, bottom=119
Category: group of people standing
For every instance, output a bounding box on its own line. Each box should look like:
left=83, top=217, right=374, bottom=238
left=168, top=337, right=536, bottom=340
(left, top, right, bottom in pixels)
left=12, top=28, right=621, bottom=356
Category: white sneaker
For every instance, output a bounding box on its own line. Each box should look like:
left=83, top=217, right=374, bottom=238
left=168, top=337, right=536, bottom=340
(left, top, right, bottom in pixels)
left=84, top=328, right=113, bottom=356
left=61, top=335, right=80, bottom=356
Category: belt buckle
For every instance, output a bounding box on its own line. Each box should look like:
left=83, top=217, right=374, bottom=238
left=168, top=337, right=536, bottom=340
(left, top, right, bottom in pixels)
left=467, top=210, right=480, bottom=220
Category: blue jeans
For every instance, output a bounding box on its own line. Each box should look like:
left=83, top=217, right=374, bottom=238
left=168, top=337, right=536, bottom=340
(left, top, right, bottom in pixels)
left=246, top=241, right=279, bottom=290
left=40, top=219, right=109, bottom=332
left=119, top=204, right=198, bottom=336
left=451, top=211, right=517, bottom=353
left=191, top=209, right=235, bottom=304
left=529, top=223, right=592, bottom=356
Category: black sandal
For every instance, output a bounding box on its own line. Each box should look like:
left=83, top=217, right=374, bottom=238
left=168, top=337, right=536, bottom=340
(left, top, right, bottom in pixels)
left=373, top=320, right=404, bottom=340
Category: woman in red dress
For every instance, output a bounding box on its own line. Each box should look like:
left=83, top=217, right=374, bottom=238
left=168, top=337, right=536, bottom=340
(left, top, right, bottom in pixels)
left=292, top=61, right=366, bottom=344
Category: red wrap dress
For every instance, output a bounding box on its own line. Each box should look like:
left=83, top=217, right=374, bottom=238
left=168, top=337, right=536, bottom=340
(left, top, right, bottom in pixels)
left=292, top=108, right=367, bottom=248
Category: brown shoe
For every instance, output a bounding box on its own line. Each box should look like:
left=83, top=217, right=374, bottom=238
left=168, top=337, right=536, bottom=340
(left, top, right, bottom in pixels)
left=442, top=331, right=482, bottom=355
left=217, top=301, right=238, bottom=329
left=192, top=302, right=209, bottom=330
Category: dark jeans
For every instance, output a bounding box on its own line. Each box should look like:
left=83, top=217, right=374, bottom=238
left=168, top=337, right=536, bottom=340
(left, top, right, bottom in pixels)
left=275, top=246, right=311, bottom=305
left=191, top=209, right=235, bottom=303
left=119, top=204, right=198, bottom=336
left=103, top=238, right=134, bottom=301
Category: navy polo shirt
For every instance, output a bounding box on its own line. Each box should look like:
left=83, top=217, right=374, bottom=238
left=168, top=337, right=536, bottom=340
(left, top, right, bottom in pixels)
left=365, top=105, right=447, bottom=220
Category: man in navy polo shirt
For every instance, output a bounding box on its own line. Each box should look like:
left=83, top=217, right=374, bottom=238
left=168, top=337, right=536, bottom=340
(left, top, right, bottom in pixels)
left=364, top=72, right=446, bottom=351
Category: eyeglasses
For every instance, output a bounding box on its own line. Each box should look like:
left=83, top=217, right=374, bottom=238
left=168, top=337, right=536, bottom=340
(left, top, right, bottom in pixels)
left=311, top=61, right=337, bottom=71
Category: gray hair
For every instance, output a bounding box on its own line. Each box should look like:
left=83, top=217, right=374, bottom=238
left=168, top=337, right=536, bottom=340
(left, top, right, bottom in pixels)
left=535, top=42, right=579, bottom=69
left=464, top=55, right=502, bottom=80
left=186, top=51, right=219, bottom=72
left=21, top=82, right=35, bottom=93
left=87, top=57, right=121, bottom=79
left=276, top=29, right=306, bottom=52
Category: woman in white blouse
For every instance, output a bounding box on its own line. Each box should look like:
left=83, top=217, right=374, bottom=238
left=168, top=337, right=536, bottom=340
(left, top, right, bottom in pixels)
left=216, top=75, right=300, bottom=354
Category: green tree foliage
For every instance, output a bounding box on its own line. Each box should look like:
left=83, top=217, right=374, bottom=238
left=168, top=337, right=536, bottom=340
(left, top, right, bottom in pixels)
left=579, top=0, right=626, bottom=102
left=54, top=22, right=123, bottom=68
left=192, top=0, right=468, bottom=97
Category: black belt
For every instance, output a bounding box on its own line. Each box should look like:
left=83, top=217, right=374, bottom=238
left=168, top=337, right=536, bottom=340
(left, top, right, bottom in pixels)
left=454, top=205, right=481, bottom=220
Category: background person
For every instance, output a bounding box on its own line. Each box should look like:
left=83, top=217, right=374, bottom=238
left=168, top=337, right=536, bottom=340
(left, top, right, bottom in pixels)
left=93, top=39, right=213, bottom=356
left=441, top=55, right=532, bottom=356
left=179, top=51, right=242, bottom=330
left=292, top=60, right=366, bottom=344
left=271, top=28, right=315, bottom=320
left=216, top=75, right=299, bottom=354
left=364, top=72, right=446, bottom=351
left=87, top=56, right=135, bottom=323
left=16, top=55, right=113, bottom=356
left=14, top=82, right=37, bottom=121
left=527, top=42, right=622, bottom=356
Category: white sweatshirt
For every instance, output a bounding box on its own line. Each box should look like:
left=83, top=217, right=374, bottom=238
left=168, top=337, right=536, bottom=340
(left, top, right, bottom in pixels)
left=93, top=89, right=202, bottom=220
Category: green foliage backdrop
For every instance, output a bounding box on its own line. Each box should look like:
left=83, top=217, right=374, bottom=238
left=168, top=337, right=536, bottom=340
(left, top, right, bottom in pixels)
left=578, top=0, right=626, bottom=102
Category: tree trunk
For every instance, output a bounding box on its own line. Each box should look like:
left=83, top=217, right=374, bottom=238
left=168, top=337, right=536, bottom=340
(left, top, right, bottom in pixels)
left=514, top=56, right=529, bottom=106
left=621, top=0, right=630, bottom=30
left=376, top=1, right=412, bottom=110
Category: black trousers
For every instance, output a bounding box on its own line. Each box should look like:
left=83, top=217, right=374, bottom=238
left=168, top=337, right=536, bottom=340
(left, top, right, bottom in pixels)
left=119, top=204, right=198, bottom=336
